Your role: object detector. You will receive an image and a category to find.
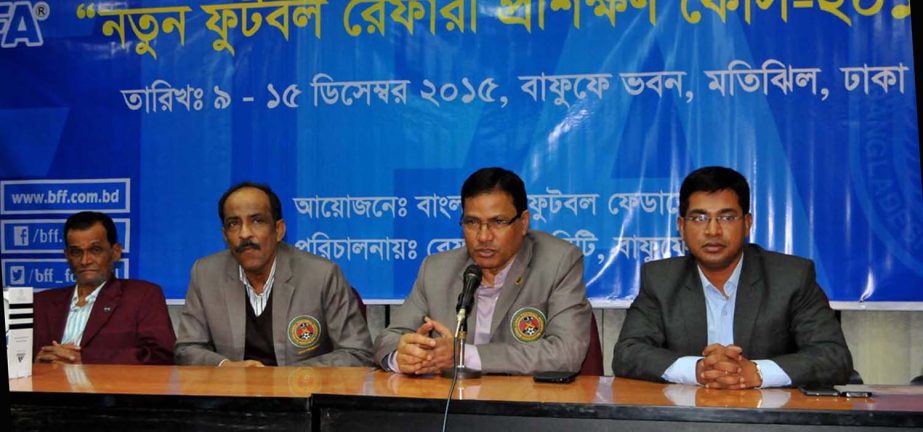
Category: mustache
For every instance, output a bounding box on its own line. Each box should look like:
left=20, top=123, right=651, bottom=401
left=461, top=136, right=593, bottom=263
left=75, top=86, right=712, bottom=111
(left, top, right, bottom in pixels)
left=235, top=240, right=260, bottom=253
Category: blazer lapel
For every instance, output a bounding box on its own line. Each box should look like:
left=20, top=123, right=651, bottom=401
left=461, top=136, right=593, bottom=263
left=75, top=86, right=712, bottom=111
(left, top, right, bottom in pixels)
left=679, top=257, right=708, bottom=353
left=224, top=257, right=247, bottom=360
left=271, top=247, right=295, bottom=364
left=50, top=287, right=75, bottom=341
left=80, top=279, right=122, bottom=347
left=488, top=235, right=533, bottom=339
left=733, top=246, right=764, bottom=354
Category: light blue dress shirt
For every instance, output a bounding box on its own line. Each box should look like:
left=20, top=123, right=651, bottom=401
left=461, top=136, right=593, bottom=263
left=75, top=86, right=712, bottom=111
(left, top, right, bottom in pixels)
left=661, top=255, right=792, bottom=387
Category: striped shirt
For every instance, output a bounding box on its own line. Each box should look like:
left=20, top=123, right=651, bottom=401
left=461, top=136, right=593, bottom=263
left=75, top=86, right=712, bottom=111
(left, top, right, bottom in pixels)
left=239, top=259, right=277, bottom=317
left=61, top=281, right=106, bottom=346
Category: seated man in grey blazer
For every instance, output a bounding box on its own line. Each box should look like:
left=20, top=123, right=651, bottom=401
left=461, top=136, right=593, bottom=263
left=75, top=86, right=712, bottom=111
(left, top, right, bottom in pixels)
left=375, top=167, right=592, bottom=375
left=613, top=167, right=852, bottom=388
left=175, top=182, right=373, bottom=367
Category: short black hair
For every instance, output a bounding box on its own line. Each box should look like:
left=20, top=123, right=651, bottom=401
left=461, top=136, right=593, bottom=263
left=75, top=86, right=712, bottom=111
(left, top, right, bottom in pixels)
left=460, top=167, right=528, bottom=215
left=679, top=166, right=750, bottom=216
left=64, top=211, right=119, bottom=247
left=218, top=182, right=283, bottom=223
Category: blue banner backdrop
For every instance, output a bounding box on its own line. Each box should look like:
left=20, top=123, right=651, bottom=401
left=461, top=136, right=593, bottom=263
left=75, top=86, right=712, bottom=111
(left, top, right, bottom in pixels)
left=0, top=0, right=920, bottom=306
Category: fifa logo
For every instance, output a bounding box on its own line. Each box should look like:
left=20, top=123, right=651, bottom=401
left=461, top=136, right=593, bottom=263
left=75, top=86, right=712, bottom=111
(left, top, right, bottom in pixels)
left=0, top=1, right=49, bottom=48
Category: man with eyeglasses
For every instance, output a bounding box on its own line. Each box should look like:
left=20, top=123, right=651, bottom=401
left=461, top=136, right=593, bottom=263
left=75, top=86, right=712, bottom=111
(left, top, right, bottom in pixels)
left=613, top=166, right=852, bottom=388
left=33, top=211, right=175, bottom=364
left=374, top=167, right=592, bottom=375
left=175, top=182, right=373, bottom=367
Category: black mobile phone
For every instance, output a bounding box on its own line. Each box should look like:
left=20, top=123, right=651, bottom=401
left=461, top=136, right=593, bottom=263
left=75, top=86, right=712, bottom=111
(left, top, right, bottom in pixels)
left=798, top=385, right=840, bottom=397
left=533, top=371, right=578, bottom=384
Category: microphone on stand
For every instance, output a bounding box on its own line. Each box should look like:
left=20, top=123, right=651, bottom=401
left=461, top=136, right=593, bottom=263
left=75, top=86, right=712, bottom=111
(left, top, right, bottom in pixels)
left=442, top=265, right=482, bottom=379
left=455, top=265, right=481, bottom=328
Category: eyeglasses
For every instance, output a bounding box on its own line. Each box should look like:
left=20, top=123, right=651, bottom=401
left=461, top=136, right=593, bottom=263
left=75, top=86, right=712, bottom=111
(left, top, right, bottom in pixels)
left=459, top=213, right=523, bottom=232
left=683, top=214, right=745, bottom=225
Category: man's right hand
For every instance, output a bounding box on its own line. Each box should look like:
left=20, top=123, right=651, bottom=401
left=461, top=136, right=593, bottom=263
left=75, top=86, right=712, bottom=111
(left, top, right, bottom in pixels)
left=395, top=320, right=437, bottom=374
left=35, top=341, right=81, bottom=364
left=405, top=318, right=455, bottom=375
left=220, top=360, right=265, bottom=367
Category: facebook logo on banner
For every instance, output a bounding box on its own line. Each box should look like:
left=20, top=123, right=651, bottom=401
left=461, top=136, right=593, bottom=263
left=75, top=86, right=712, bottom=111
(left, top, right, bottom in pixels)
left=12, top=226, right=28, bottom=246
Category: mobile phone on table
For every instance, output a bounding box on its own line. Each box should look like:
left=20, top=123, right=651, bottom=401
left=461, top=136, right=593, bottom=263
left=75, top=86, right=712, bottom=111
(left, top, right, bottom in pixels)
left=533, top=371, right=578, bottom=384
left=835, top=386, right=873, bottom=398
left=798, top=385, right=839, bottom=396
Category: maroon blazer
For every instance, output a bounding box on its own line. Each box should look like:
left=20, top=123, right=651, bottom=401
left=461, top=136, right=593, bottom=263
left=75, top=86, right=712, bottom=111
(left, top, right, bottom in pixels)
left=33, top=278, right=176, bottom=365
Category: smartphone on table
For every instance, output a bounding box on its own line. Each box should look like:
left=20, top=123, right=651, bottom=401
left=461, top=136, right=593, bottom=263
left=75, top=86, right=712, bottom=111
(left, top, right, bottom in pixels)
left=798, top=385, right=839, bottom=396
left=533, top=371, right=578, bottom=384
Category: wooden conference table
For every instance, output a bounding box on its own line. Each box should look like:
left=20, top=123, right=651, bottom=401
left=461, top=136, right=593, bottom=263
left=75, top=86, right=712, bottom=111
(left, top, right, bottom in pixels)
left=10, top=364, right=923, bottom=431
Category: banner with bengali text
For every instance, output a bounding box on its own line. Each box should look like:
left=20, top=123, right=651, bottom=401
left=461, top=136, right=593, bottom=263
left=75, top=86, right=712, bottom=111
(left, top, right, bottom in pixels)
left=0, top=0, right=920, bottom=307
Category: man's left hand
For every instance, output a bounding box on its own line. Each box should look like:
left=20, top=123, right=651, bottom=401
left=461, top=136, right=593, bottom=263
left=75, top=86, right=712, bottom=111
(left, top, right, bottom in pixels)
left=735, top=355, right=763, bottom=389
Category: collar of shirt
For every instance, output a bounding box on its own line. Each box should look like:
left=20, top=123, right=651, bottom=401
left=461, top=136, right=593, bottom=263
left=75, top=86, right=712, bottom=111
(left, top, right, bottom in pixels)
left=61, top=280, right=107, bottom=345
left=239, top=258, right=277, bottom=316
left=480, top=256, right=516, bottom=292
left=70, top=280, right=106, bottom=310
left=696, top=253, right=744, bottom=300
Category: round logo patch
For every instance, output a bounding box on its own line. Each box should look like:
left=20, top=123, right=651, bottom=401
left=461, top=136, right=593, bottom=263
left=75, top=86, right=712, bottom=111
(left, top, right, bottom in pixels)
left=288, top=315, right=322, bottom=351
left=510, top=307, right=546, bottom=343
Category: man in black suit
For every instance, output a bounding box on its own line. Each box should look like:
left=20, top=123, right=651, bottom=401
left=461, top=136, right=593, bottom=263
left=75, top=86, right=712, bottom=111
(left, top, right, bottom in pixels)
left=613, top=166, right=852, bottom=388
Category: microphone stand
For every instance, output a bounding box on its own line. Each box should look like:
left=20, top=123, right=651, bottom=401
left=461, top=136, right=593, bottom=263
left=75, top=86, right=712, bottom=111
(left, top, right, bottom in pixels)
left=440, top=307, right=482, bottom=379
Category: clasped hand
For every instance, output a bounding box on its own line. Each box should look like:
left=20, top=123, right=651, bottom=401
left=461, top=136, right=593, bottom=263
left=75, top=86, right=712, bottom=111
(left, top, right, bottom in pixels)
left=36, top=341, right=82, bottom=364
left=695, top=344, right=763, bottom=389
left=395, top=317, right=456, bottom=375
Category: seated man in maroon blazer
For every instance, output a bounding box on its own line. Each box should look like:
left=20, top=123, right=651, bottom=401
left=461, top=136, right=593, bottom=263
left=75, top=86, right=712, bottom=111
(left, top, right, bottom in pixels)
left=33, top=211, right=175, bottom=364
